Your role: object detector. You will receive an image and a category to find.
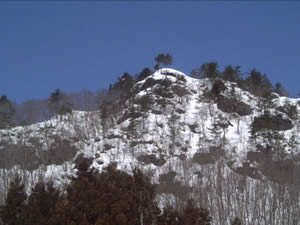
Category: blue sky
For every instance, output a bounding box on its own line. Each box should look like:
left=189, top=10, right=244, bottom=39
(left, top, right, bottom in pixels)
left=1, top=2, right=299, bottom=103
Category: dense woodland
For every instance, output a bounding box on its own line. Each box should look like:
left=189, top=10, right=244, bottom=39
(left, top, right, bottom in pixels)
left=0, top=161, right=214, bottom=225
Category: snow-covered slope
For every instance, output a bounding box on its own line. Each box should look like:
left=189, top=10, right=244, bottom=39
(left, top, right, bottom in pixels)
left=0, top=68, right=299, bottom=224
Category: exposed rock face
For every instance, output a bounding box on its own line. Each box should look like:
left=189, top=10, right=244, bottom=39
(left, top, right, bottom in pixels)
left=193, top=146, right=225, bottom=165
left=217, top=95, right=252, bottom=116
left=233, top=162, right=262, bottom=180
left=211, top=79, right=227, bottom=97
left=245, top=150, right=300, bottom=184
left=74, top=153, right=94, bottom=169
left=117, top=111, right=143, bottom=124
left=137, top=154, right=166, bottom=167
left=157, top=170, right=190, bottom=200
left=172, top=85, right=190, bottom=97
left=44, top=138, right=77, bottom=165
left=141, top=78, right=161, bottom=90
left=251, top=114, right=293, bottom=133
left=277, top=105, right=298, bottom=120
left=0, top=142, right=40, bottom=171
left=0, top=138, right=77, bottom=171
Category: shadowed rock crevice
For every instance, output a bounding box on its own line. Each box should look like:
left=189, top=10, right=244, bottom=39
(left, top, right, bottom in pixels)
left=137, top=154, right=166, bottom=166
left=0, top=138, right=78, bottom=171
left=217, top=95, right=252, bottom=116
left=251, top=114, right=293, bottom=133
left=192, top=146, right=225, bottom=165
left=234, top=150, right=300, bottom=184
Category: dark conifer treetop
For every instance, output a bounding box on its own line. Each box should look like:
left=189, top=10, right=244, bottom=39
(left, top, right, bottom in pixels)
left=155, top=53, right=173, bottom=69
left=0, top=174, right=27, bottom=225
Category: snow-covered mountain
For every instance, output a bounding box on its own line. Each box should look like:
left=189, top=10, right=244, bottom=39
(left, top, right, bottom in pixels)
left=1, top=68, right=299, bottom=224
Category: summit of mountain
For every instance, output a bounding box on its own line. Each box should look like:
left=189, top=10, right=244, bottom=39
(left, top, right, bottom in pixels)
left=0, top=68, right=299, bottom=224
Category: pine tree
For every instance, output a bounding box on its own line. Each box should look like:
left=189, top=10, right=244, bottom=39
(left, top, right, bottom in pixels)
left=222, top=65, right=241, bottom=82
left=48, top=89, right=72, bottom=116
left=115, top=73, right=134, bottom=91
left=158, top=205, right=181, bottom=225
left=191, top=62, right=220, bottom=79
left=274, top=82, right=288, bottom=96
left=182, top=199, right=211, bottom=225
left=244, top=69, right=273, bottom=96
left=137, top=68, right=152, bottom=81
left=49, top=159, right=93, bottom=225
left=154, top=63, right=160, bottom=71
left=48, top=162, right=159, bottom=225
left=109, top=72, right=134, bottom=101
left=133, top=169, right=158, bottom=225
left=0, top=95, right=16, bottom=129
left=0, top=174, right=27, bottom=225
left=154, top=53, right=173, bottom=70
left=23, top=181, right=60, bottom=225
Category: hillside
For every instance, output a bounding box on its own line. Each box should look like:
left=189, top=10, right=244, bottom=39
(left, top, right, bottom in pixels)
left=0, top=68, right=299, bottom=225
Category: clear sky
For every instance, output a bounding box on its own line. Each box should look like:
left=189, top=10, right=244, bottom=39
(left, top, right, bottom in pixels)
left=1, top=2, right=299, bottom=103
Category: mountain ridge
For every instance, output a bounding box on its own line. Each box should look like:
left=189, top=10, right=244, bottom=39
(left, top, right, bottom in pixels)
left=0, top=68, right=299, bottom=224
